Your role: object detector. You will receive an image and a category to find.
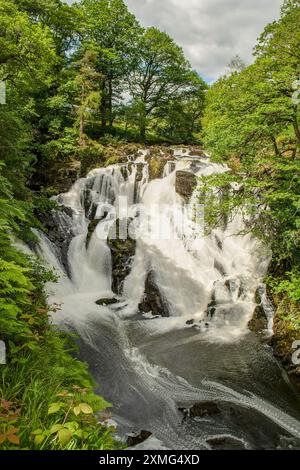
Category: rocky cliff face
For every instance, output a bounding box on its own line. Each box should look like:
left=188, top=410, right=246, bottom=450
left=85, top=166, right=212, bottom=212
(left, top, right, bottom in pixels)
left=138, top=271, right=170, bottom=317
left=107, top=219, right=136, bottom=296
left=175, top=171, right=197, bottom=200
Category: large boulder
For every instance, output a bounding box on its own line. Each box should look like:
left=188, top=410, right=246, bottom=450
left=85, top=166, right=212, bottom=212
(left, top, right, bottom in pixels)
left=248, top=284, right=274, bottom=333
left=139, top=271, right=169, bottom=317
left=127, top=431, right=152, bottom=447
left=175, top=171, right=197, bottom=200
left=179, top=401, right=221, bottom=418
left=41, top=205, right=74, bottom=275
left=108, top=219, right=136, bottom=295
left=248, top=305, right=269, bottom=332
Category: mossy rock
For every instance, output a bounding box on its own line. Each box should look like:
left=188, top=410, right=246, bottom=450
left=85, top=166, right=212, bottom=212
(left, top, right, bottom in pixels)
left=86, top=219, right=100, bottom=248
left=148, top=154, right=173, bottom=180
left=179, top=401, right=221, bottom=418
left=248, top=305, right=268, bottom=333
left=138, top=271, right=169, bottom=317
left=107, top=219, right=136, bottom=295
left=127, top=431, right=152, bottom=447
left=175, top=170, right=197, bottom=200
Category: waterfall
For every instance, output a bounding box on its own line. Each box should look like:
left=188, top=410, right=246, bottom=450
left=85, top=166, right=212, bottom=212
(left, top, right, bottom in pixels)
left=34, top=148, right=300, bottom=450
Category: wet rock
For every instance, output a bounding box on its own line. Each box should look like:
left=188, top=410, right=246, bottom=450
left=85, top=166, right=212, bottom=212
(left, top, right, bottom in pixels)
left=96, top=298, right=119, bottom=306
left=148, top=154, right=172, bottom=180
left=127, top=431, right=152, bottom=447
left=179, top=401, right=221, bottom=418
left=248, top=305, right=269, bottom=332
left=214, top=259, right=227, bottom=277
left=207, top=436, right=245, bottom=450
left=86, top=219, right=100, bottom=248
left=43, top=159, right=82, bottom=194
left=133, top=162, right=146, bottom=201
left=215, top=235, right=223, bottom=251
left=108, top=219, right=136, bottom=295
left=175, top=171, right=197, bottom=200
left=249, top=284, right=274, bottom=333
left=206, top=305, right=216, bottom=319
left=86, top=211, right=111, bottom=248
left=135, top=163, right=144, bottom=183
left=139, top=271, right=169, bottom=317
left=42, top=206, right=74, bottom=275
left=83, top=189, right=97, bottom=220
left=224, top=278, right=244, bottom=302
left=188, top=147, right=206, bottom=157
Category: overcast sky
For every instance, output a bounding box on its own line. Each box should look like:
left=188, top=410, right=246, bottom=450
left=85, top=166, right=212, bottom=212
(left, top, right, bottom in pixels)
left=67, top=0, right=283, bottom=82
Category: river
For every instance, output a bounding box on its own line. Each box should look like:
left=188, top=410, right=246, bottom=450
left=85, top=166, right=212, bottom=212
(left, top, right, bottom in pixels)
left=35, top=148, right=300, bottom=450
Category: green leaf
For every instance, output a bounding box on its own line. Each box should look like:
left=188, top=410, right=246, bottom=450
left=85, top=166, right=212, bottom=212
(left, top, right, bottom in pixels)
left=31, top=429, right=43, bottom=435
left=49, top=424, right=64, bottom=434
left=58, top=428, right=72, bottom=446
left=79, top=403, right=93, bottom=414
left=34, top=434, right=45, bottom=445
left=64, top=422, right=79, bottom=431
left=48, top=402, right=63, bottom=415
left=73, top=406, right=81, bottom=416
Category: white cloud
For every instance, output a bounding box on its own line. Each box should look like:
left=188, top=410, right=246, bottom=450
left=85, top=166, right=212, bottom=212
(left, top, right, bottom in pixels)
left=125, top=0, right=283, bottom=80
left=66, top=0, right=283, bottom=81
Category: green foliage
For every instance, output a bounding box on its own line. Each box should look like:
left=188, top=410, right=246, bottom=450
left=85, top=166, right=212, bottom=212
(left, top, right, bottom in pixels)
left=0, top=330, right=122, bottom=450
left=0, top=163, right=121, bottom=450
left=81, top=0, right=142, bottom=130
left=272, top=270, right=300, bottom=304
left=202, top=2, right=300, bottom=305
left=126, top=27, right=206, bottom=139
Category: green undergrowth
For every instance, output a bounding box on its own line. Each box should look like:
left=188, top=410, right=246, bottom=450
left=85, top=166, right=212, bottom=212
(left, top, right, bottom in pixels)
left=0, top=330, right=123, bottom=450
left=0, top=166, right=123, bottom=450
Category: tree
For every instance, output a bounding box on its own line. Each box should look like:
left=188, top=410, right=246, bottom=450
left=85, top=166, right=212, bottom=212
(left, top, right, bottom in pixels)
left=154, top=72, right=207, bottom=143
left=0, top=0, right=57, bottom=193
left=127, top=27, right=192, bottom=139
left=0, top=0, right=56, bottom=82
left=202, top=1, right=300, bottom=301
left=81, top=0, right=142, bottom=131
left=227, top=55, right=246, bottom=74
left=73, top=51, right=102, bottom=146
left=11, top=0, right=81, bottom=54
left=254, top=0, right=300, bottom=148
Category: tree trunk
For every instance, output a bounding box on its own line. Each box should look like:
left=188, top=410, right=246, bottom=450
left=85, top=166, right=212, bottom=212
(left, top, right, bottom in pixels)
left=100, top=81, right=107, bottom=132
left=79, top=111, right=85, bottom=147
left=140, top=121, right=146, bottom=141
left=108, top=80, right=113, bottom=129
left=79, top=85, right=85, bottom=147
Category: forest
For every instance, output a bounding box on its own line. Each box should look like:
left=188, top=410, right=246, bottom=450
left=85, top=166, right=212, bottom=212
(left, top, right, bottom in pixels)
left=0, top=0, right=299, bottom=452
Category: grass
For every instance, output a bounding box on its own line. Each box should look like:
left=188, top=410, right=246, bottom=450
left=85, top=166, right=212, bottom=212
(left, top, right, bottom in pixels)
left=0, top=327, right=124, bottom=450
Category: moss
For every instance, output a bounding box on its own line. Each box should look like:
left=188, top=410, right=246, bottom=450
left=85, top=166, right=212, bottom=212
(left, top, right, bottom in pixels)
left=271, top=294, right=300, bottom=382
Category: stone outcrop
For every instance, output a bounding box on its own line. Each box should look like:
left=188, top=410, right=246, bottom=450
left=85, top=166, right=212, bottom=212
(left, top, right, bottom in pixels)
left=248, top=305, right=269, bottom=332
left=37, top=159, right=82, bottom=194
left=175, top=171, right=197, bottom=200
left=107, top=219, right=136, bottom=295
left=248, top=284, right=274, bottom=333
left=138, top=271, right=169, bottom=317
left=41, top=205, right=74, bottom=275
left=148, top=154, right=172, bottom=180
left=127, top=430, right=152, bottom=447
left=179, top=401, right=221, bottom=418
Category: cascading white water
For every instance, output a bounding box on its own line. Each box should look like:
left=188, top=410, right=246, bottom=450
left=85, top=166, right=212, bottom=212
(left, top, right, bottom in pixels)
left=34, top=148, right=300, bottom=450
